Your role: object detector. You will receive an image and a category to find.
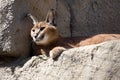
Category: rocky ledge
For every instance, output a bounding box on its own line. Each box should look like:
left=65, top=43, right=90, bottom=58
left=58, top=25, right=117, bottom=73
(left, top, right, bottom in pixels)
left=0, top=40, right=120, bottom=80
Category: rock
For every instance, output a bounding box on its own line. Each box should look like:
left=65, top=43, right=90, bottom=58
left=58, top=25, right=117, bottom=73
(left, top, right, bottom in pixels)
left=67, top=0, right=120, bottom=37
left=0, top=40, right=120, bottom=80
left=0, top=0, right=32, bottom=57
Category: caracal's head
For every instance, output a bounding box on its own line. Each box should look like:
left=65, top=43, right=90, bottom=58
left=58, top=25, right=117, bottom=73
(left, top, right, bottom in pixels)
left=28, top=9, right=60, bottom=46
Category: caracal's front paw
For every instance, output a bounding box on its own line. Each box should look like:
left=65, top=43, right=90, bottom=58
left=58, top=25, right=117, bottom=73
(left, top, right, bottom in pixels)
left=49, top=47, right=66, bottom=59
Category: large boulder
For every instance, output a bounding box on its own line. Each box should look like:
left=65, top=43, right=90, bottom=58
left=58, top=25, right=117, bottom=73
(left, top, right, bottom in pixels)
left=0, top=40, right=120, bottom=80
left=0, top=0, right=32, bottom=57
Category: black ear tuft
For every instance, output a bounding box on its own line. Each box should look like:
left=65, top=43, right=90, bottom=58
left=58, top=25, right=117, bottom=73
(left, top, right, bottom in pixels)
left=45, top=9, right=56, bottom=25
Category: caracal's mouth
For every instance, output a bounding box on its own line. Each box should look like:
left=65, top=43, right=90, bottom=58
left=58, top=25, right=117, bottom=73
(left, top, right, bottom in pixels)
left=34, top=33, right=45, bottom=42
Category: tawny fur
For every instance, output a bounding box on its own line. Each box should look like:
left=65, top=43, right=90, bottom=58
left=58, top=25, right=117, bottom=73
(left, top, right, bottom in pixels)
left=28, top=9, right=120, bottom=59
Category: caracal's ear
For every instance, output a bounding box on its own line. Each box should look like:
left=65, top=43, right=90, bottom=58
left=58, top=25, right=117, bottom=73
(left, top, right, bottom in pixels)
left=45, top=9, right=55, bottom=25
left=28, top=14, right=38, bottom=25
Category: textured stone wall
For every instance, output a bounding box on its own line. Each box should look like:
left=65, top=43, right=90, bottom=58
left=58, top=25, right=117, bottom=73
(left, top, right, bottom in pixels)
left=0, top=0, right=32, bottom=57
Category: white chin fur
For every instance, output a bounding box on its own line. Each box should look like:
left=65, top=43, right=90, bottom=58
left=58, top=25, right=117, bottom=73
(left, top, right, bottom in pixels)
left=34, top=36, right=49, bottom=45
left=33, top=37, right=37, bottom=42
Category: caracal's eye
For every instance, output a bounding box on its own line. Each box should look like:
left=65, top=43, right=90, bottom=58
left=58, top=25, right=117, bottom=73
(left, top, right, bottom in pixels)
left=32, top=29, right=35, bottom=32
left=40, top=27, right=45, bottom=31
